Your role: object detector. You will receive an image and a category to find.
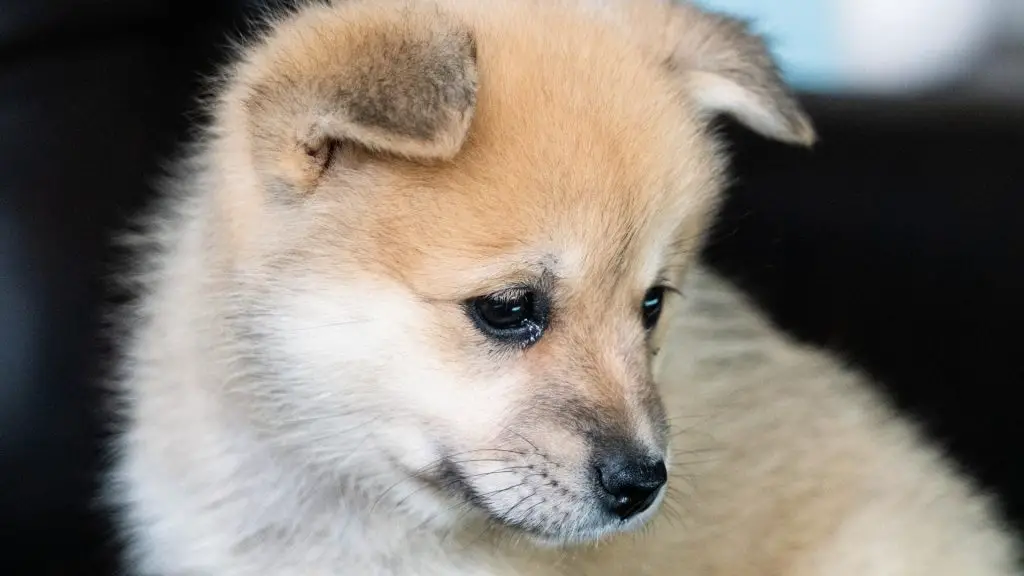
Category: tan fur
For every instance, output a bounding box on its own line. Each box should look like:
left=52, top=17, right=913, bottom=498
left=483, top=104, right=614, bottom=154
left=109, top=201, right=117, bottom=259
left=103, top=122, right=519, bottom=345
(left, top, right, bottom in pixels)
left=106, top=0, right=1021, bottom=574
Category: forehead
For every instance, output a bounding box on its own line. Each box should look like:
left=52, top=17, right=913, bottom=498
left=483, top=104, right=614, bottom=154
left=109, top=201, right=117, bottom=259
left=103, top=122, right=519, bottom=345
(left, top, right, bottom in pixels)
left=349, top=3, right=722, bottom=297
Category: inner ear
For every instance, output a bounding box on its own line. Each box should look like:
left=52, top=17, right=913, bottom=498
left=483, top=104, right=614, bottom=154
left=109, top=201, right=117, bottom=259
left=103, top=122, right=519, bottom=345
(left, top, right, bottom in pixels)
left=302, top=137, right=340, bottom=183
left=234, top=2, right=479, bottom=194
left=663, top=1, right=816, bottom=146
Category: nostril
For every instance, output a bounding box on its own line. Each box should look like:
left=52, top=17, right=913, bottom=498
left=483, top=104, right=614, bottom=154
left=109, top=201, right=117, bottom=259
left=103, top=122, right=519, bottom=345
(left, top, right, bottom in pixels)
left=595, top=456, right=667, bottom=520
left=652, top=459, right=667, bottom=483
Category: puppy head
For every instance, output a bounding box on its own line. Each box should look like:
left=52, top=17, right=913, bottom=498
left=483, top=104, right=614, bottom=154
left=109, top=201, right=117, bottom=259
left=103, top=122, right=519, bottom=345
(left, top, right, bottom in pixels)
left=214, top=0, right=812, bottom=545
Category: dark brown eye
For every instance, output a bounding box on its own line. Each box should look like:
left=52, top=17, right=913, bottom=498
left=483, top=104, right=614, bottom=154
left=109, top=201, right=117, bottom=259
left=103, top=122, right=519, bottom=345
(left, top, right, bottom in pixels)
left=641, top=286, right=666, bottom=330
left=466, top=289, right=548, bottom=346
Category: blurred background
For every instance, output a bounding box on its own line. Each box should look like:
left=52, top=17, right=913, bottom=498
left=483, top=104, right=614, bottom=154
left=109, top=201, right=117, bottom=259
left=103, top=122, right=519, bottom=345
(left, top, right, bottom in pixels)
left=1, top=0, right=1022, bottom=573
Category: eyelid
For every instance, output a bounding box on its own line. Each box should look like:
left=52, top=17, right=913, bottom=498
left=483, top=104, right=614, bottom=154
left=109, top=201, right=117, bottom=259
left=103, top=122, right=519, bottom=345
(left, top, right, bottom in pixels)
left=456, top=266, right=559, bottom=304
left=487, top=285, right=532, bottom=303
left=660, top=284, right=682, bottom=297
left=651, top=275, right=682, bottom=297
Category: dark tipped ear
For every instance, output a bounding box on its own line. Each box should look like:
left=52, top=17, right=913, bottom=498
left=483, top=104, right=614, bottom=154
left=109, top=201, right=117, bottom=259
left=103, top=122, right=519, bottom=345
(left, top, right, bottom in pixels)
left=234, top=2, right=478, bottom=193
left=664, top=1, right=815, bottom=146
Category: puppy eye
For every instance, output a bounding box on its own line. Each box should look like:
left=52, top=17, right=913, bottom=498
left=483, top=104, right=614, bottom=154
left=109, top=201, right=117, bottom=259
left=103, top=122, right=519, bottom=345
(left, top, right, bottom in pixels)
left=641, top=286, right=667, bottom=331
left=466, top=289, right=547, bottom=346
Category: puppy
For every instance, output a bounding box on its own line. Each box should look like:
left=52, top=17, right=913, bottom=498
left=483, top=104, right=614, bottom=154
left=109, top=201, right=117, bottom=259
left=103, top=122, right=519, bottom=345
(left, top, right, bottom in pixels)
left=105, top=0, right=1022, bottom=574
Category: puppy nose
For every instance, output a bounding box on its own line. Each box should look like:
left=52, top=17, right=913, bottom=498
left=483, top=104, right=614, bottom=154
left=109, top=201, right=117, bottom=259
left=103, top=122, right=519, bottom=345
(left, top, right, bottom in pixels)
left=595, top=455, right=667, bottom=520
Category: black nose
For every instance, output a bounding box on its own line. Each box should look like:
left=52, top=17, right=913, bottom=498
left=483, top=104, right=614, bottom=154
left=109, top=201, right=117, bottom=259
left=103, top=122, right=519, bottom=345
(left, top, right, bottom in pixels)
left=595, top=455, right=667, bottom=520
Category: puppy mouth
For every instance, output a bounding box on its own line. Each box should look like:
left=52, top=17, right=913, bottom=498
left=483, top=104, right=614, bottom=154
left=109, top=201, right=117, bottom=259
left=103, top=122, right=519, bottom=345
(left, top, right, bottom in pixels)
left=431, top=453, right=665, bottom=545
left=433, top=456, right=491, bottom=510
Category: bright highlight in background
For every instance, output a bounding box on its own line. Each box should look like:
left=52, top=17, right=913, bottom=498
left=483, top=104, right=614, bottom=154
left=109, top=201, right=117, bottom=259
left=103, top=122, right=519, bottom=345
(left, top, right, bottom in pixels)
left=692, top=0, right=1002, bottom=96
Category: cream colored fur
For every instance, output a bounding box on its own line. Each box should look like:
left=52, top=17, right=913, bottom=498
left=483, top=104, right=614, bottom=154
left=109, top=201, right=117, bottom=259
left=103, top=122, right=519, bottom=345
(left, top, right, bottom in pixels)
left=106, top=0, right=1022, bottom=574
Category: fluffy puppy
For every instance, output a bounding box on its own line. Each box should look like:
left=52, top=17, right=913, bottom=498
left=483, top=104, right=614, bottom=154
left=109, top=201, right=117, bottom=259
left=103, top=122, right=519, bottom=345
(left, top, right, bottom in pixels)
left=105, top=0, right=1022, bottom=574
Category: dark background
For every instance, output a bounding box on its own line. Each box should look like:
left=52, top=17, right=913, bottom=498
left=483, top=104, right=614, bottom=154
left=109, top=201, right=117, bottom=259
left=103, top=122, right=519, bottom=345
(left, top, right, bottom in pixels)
left=1, top=1, right=1021, bottom=574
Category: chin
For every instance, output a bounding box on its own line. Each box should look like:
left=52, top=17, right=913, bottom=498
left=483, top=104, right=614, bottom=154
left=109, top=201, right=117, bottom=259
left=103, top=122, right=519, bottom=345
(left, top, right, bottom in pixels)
left=487, top=490, right=667, bottom=549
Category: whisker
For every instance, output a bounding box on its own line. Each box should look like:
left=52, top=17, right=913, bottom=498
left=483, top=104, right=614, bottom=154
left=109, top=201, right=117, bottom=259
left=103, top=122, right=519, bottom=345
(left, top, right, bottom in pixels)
left=446, top=447, right=532, bottom=459
left=664, top=412, right=718, bottom=422
left=285, top=319, right=369, bottom=332
left=475, top=481, right=529, bottom=500
left=370, top=460, right=448, bottom=514
left=460, top=466, right=534, bottom=481
left=499, top=492, right=539, bottom=522
left=433, top=478, right=539, bottom=542
left=505, top=429, right=541, bottom=454
left=511, top=497, right=546, bottom=524
left=390, top=465, right=532, bottom=513
left=670, top=457, right=721, bottom=467
left=670, top=446, right=722, bottom=456
left=369, top=448, right=528, bottom=513
left=446, top=458, right=519, bottom=465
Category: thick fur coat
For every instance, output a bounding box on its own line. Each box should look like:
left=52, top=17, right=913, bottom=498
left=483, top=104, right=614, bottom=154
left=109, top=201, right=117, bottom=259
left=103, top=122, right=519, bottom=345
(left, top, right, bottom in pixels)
left=106, top=0, right=1022, bottom=574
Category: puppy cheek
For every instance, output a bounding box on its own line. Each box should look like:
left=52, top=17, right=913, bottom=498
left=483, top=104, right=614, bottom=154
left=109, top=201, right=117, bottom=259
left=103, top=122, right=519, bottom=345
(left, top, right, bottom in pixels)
left=378, top=420, right=447, bottom=473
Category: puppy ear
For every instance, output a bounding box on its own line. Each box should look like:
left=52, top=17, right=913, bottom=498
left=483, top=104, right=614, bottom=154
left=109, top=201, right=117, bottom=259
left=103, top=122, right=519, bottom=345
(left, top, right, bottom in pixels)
left=664, top=1, right=816, bottom=146
left=231, top=2, right=478, bottom=193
